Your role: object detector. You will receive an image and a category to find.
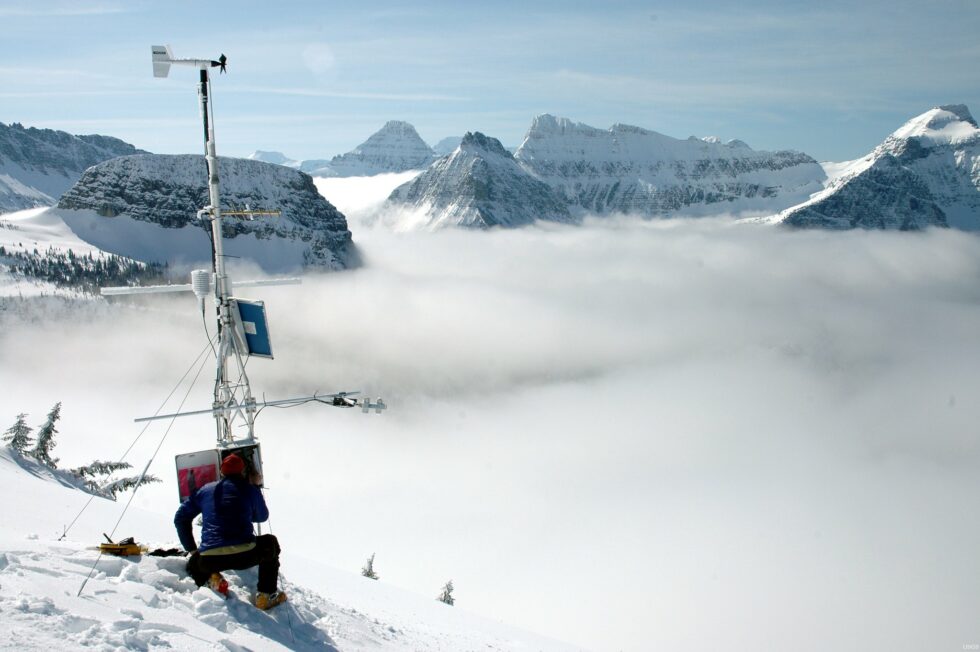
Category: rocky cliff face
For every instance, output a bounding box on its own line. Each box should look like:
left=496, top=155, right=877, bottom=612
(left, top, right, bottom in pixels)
left=513, top=114, right=826, bottom=217
left=0, top=121, right=144, bottom=213
left=57, top=154, right=356, bottom=271
left=778, top=105, right=980, bottom=230
left=387, top=132, right=573, bottom=229
left=325, top=121, right=436, bottom=177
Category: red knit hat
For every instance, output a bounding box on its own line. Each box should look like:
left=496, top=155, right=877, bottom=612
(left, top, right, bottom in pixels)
left=220, top=453, right=245, bottom=476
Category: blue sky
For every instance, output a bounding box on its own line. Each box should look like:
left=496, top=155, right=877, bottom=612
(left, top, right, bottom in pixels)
left=1, top=0, right=977, bottom=162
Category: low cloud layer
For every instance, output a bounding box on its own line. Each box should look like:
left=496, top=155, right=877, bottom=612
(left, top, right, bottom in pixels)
left=2, top=217, right=979, bottom=651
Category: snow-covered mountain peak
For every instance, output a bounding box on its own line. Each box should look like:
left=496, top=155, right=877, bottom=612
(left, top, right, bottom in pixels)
left=375, top=120, right=424, bottom=137
left=457, top=131, right=513, bottom=159
left=325, top=120, right=436, bottom=177
left=387, top=129, right=572, bottom=229
left=354, top=121, right=431, bottom=155
left=777, top=104, right=980, bottom=230
left=886, top=104, right=979, bottom=149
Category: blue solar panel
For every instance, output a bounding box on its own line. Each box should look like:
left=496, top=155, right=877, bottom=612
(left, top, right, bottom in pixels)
left=236, top=300, right=273, bottom=358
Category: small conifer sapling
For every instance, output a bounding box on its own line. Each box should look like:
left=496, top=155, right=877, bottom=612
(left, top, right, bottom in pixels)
left=362, top=553, right=380, bottom=580
left=437, top=580, right=455, bottom=606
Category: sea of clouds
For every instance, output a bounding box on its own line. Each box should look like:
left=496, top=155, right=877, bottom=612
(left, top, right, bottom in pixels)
left=2, top=202, right=979, bottom=651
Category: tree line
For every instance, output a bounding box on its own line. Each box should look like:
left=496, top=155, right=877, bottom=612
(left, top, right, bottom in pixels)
left=0, top=245, right=169, bottom=295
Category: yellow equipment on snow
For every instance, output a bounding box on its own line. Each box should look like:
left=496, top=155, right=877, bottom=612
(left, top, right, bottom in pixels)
left=99, top=535, right=144, bottom=557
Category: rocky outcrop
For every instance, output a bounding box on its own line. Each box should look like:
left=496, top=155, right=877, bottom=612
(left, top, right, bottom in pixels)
left=57, top=154, right=356, bottom=270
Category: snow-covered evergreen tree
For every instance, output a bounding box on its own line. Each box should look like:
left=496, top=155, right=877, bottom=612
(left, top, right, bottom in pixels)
left=437, top=580, right=455, bottom=606
left=2, top=413, right=34, bottom=453
left=100, top=474, right=160, bottom=499
left=361, top=553, right=379, bottom=580
left=31, top=402, right=61, bottom=467
left=70, top=460, right=132, bottom=479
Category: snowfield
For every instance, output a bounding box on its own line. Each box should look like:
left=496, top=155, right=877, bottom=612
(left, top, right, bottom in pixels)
left=0, top=207, right=118, bottom=298
left=0, top=447, right=578, bottom=651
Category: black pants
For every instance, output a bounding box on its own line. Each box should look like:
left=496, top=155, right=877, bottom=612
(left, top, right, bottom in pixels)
left=186, top=534, right=280, bottom=594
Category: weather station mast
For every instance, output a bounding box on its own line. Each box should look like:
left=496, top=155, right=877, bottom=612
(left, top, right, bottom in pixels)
left=100, top=46, right=385, bottom=494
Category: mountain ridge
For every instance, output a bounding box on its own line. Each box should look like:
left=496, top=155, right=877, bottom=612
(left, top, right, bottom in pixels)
left=0, top=121, right=144, bottom=213
left=777, top=104, right=980, bottom=230
left=513, top=113, right=826, bottom=217
left=324, top=120, right=436, bottom=177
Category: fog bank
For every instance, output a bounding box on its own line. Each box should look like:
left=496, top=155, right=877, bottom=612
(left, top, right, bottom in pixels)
left=2, top=217, right=978, bottom=651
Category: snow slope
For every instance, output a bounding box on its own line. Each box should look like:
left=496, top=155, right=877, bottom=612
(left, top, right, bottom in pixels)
left=777, top=104, right=980, bottom=230
left=0, top=446, right=579, bottom=651
left=0, top=207, right=141, bottom=298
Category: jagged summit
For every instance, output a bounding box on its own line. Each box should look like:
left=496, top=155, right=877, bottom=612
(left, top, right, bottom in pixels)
left=387, top=131, right=572, bottom=229
left=525, top=114, right=600, bottom=135
left=518, top=113, right=780, bottom=166
left=778, top=104, right=980, bottom=230
left=514, top=114, right=823, bottom=216
left=326, top=120, right=436, bottom=177
left=458, top=131, right=513, bottom=158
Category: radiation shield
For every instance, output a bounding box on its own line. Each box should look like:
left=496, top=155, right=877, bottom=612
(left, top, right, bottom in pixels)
left=229, top=298, right=273, bottom=359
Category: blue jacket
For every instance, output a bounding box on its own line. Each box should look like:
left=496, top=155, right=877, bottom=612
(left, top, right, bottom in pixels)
left=174, top=476, right=269, bottom=553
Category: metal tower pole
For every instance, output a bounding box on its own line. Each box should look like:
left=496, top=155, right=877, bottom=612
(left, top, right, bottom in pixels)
left=196, top=67, right=257, bottom=446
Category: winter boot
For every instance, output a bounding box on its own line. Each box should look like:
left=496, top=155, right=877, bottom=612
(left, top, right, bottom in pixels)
left=208, top=573, right=229, bottom=596
left=255, top=590, right=287, bottom=610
